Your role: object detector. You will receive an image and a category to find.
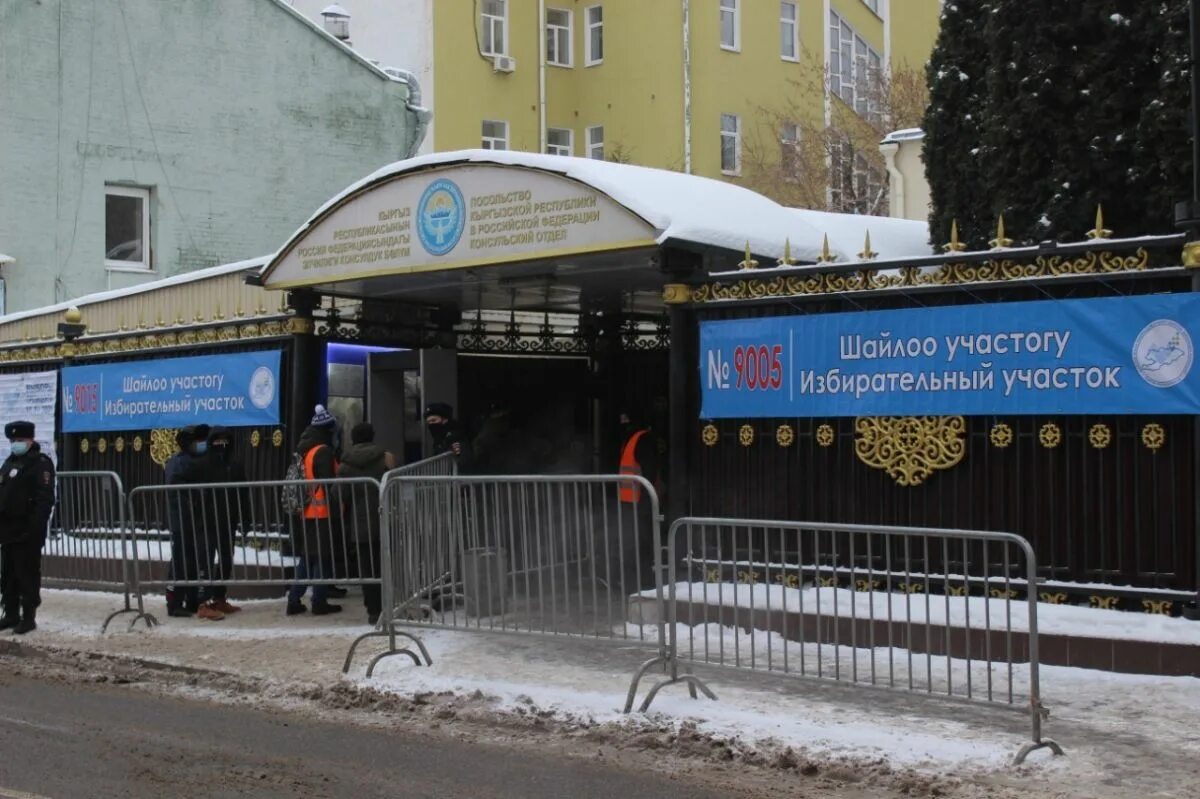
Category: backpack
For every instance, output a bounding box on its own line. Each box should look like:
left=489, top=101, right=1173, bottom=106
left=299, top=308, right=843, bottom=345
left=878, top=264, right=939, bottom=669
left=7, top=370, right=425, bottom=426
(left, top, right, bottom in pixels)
left=280, top=452, right=306, bottom=515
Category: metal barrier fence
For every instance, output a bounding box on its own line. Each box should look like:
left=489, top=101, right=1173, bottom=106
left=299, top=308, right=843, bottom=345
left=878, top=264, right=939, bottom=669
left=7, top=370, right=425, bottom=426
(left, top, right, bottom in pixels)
left=43, top=472, right=154, bottom=632
left=344, top=474, right=671, bottom=690
left=381, top=451, right=459, bottom=482
left=630, top=518, right=1064, bottom=765
left=125, top=477, right=385, bottom=602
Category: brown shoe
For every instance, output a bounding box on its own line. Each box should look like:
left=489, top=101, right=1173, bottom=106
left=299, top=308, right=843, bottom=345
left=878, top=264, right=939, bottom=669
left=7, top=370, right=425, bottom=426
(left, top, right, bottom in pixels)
left=209, top=599, right=241, bottom=615
left=196, top=604, right=225, bottom=621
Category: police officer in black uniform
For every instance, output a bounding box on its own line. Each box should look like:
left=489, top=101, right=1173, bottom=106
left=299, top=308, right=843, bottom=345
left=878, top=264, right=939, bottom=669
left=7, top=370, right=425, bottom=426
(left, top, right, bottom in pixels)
left=0, top=420, right=56, bottom=634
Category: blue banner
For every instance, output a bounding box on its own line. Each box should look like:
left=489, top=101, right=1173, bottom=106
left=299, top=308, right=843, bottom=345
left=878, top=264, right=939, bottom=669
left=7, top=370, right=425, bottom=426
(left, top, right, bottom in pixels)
left=699, top=294, right=1200, bottom=418
left=62, top=351, right=281, bottom=432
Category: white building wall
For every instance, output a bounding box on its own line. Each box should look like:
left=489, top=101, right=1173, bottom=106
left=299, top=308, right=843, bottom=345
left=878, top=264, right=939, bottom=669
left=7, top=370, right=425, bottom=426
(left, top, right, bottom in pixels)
left=289, top=0, right=436, bottom=154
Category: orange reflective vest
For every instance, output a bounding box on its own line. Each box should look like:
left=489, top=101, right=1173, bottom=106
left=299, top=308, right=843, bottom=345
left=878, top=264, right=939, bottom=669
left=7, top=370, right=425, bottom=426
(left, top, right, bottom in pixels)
left=302, top=445, right=338, bottom=520
left=618, top=430, right=648, bottom=503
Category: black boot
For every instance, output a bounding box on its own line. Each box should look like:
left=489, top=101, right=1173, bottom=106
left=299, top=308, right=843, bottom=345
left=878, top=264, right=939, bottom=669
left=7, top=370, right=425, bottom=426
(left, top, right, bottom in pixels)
left=14, top=608, right=35, bottom=635
left=0, top=610, right=18, bottom=631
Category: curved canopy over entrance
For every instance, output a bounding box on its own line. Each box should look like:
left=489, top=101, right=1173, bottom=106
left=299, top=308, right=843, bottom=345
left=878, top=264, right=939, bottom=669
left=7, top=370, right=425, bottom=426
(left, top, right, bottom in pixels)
left=258, top=149, right=862, bottom=314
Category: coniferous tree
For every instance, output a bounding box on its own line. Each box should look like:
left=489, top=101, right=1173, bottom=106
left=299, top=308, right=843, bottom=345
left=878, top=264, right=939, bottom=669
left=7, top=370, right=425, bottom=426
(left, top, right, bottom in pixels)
left=924, top=1, right=1191, bottom=247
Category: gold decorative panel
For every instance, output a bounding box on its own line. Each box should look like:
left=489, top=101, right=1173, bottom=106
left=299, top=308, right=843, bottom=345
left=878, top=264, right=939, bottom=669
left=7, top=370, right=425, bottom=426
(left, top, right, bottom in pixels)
left=989, top=423, right=1013, bottom=448
left=1088, top=424, right=1112, bottom=450
left=251, top=430, right=262, bottom=448
left=1039, top=423, right=1062, bottom=449
left=738, top=425, right=755, bottom=447
left=272, top=429, right=284, bottom=448
left=1141, top=423, right=1165, bottom=452
left=815, top=424, right=835, bottom=448
left=133, top=436, right=143, bottom=453
left=853, top=416, right=965, bottom=487
left=150, top=429, right=181, bottom=468
left=775, top=424, right=794, bottom=447
left=701, top=424, right=719, bottom=447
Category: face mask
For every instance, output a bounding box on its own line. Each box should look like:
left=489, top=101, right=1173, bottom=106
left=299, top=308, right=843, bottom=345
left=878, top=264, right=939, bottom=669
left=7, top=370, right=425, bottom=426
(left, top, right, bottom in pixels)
left=194, top=442, right=208, bottom=455
left=9, top=442, right=29, bottom=457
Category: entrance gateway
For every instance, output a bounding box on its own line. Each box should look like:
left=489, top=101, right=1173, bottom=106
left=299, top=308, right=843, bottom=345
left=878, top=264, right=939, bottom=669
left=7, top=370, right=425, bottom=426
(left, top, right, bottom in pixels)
left=256, top=149, right=887, bottom=499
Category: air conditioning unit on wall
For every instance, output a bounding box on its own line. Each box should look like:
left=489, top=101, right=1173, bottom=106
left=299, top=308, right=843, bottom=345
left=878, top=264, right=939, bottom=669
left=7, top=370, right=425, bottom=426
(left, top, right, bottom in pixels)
left=492, top=55, right=516, bottom=73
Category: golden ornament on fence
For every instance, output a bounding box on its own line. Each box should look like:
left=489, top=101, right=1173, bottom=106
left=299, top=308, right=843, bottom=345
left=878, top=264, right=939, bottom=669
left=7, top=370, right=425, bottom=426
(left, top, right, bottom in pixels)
left=775, top=424, right=795, bottom=447
left=251, top=430, right=262, bottom=448
left=80, top=439, right=89, bottom=454
left=272, top=429, right=284, bottom=448
left=97, top=438, right=107, bottom=454
left=115, top=437, right=125, bottom=454
left=853, top=416, right=966, bottom=487
left=1088, top=423, right=1112, bottom=449
left=738, top=425, right=755, bottom=447
left=815, top=424, right=835, bottom=447
left=150, top=429, right=181, bottom=468
left=1038, top=423, right=1062, bottom=449
left=989, top=423, right=1013, bottom=448
left=133, top=436, right=143, bottom=453
left=1141, top=423, right=1165, bottom=451
left=702, top=424, right=719, bottom=447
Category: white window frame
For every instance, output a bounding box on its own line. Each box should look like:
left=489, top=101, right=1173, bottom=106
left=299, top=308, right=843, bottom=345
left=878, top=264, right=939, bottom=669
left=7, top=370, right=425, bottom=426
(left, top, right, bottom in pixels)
left=780, top=122, right=801, bottom=182
left=829, top=10, right=882, bottom=122
left=780, top=1, right=799, bottom=62
left=546, top=128, right=574, bottom=156
left=585, top=5, right=604, bottom=66
left=586, top=125, right=604, bottom=160
left=481, top=0, right=508, bottom=57
left=861, top=0, right=881, bottom=16
left=481, top=119, right=509, bottom=150
left=546, top=8, right=573, bottom=67
left=104, top=185, right=151, bottom=271
left=719, top=0, right=740, bottom=52
left=720, top=113, right=741, bottom=176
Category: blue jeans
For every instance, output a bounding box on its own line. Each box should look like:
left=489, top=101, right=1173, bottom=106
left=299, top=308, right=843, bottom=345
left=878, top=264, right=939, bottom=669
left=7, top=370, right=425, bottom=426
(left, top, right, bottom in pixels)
left=287, top=557, right=329, bottom=606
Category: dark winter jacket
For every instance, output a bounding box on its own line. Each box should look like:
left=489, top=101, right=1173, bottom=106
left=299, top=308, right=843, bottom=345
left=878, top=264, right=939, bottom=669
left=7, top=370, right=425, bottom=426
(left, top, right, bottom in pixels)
left=337, top=442, right=388, bottom=546
left=178, top=436, right=250, bottom=540
left=429, top=420, right=471, bottom=468
left=0, top=443, right=55, bottom=545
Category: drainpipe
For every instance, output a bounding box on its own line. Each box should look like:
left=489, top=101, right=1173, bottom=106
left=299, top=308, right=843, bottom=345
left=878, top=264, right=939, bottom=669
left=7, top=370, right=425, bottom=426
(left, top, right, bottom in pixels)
left=682, top=0, right=692, bottom=173
left=539, top=0, right=547, bottom=153
left=880, top=140, right=903, bottom=219
left=384, top=67, right=431, bottom=158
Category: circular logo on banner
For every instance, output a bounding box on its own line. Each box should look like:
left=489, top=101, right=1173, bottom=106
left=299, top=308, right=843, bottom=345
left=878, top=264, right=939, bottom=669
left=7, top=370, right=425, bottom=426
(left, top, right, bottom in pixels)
left=1133, top=319, right=1193, bottom=388
left=417, top=179, right=466, bottom=256
left=249, top=366, right=277, bottom=409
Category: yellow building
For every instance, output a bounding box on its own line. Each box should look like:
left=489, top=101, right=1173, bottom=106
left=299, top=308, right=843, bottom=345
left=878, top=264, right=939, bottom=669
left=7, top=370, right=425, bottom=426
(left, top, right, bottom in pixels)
left=431, top=0, right=940, bottom=211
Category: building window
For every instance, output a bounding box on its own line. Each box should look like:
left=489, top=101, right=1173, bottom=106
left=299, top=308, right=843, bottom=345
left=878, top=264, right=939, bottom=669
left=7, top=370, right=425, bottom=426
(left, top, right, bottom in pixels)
left=720, top=0, right=740, bottom=51
left=482, top=120, right=509, bottom=150
left=720, top=113, right=741, bottom=175
left=780, top=1, right=798, bottom=61
left=547, top=128, right=574, bottom=156
left=829, top=137, right=886, bottom=214
left=546, top=8, right=573, bottom=67
left=829, top=11, right=882, bottom=123
left=780, top=122, right=800, bottom=178
left=585, top=6, right=604, bottom=66
left=105, top=186, right=151, bottom=270
left=861, top=0, right=881, bottom=14
left=481, top=0, right=508, bottom=57
left=586, top=126, right=604, bottom=160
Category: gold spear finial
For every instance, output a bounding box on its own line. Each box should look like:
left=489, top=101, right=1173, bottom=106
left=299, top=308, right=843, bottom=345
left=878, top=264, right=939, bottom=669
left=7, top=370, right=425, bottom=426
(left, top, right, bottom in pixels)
left=738, top=241, right=759, bottom=270
left=857, top=230, right=878, bottom=261
left=989, top=215, right=1013, bottom=249
left=1087, top=205, right=1113, bottom=240
left=816, top=233, right=837, bottom=263
left=943, top=219, right=967, bottom=253
left=777, top=238, right=799, bottom=267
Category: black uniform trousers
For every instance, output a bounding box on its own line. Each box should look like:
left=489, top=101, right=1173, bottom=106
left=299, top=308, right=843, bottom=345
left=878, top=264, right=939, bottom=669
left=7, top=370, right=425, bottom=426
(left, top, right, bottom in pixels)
left=1, top=537, right=44, bottom=614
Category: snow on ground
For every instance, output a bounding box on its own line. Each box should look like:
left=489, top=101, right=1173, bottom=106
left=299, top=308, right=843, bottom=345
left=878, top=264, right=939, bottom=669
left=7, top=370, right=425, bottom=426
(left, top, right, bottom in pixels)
left=16, top=589, right=1200, bottom=798
left=646, top=582, right=1200, bottom=646
left=44, top=534, right=298, bottom=568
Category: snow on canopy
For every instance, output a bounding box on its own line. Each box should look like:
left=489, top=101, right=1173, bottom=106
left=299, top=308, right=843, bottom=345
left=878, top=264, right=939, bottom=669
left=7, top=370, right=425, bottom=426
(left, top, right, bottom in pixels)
left=271, top=149, right=931, bottom=267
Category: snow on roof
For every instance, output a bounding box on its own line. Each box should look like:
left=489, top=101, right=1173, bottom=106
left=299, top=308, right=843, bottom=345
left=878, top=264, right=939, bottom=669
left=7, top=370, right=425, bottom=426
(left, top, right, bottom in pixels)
left=786, top=209, right=932, bottom=261
left=881, top=128, right=926, bottom=144
left=0, top=256, right=270, bottom=327
left=276, top=149, right=849, bottom=265
left=320, top=4, right=350, bottom=17
left=0, top=253, right=14, bottom=265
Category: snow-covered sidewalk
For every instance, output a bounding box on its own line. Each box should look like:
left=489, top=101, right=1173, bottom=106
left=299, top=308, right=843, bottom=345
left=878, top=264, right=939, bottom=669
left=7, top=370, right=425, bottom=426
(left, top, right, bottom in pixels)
left=11, top=589, right=1200, bottom=799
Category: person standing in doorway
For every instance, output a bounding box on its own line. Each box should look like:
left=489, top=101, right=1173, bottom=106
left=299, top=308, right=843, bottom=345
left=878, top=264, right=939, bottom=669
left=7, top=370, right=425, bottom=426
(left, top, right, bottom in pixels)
left=337, top=423, right=395, bottom=626
left=617, top=411, right=662, bottom=591
left=286, top=405, right=343, bottom=616
left=0, top=421, right=56, bottom=634
left=424, top=403, right=469, bottom=461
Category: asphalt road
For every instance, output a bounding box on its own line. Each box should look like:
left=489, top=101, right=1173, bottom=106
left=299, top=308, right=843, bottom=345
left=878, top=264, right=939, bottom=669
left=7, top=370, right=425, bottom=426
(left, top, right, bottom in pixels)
left=0, top=672, right=731, bottom=799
